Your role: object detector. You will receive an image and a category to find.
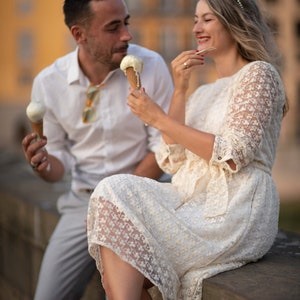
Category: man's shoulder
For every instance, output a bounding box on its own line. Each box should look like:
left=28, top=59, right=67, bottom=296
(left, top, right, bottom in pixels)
left=34, top=49, right=76, bottom=81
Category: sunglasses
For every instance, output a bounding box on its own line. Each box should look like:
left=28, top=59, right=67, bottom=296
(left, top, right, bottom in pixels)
left=82, top=83, right=104, bottom=123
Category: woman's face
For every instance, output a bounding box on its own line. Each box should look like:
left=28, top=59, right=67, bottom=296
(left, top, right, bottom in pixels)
left=193, top=0, right=235, bottom=54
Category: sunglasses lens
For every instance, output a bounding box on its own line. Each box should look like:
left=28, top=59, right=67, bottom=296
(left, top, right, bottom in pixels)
left=87, top=86, right=99, bottom=99
left=82, top=107, right=97, bottom=123
left=82, top=84, right=104, bottom=123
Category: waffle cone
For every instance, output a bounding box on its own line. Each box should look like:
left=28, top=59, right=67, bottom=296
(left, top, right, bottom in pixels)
left=30, top=121, right=43, bottom=139
left=126, top=67, right=141, bottom=89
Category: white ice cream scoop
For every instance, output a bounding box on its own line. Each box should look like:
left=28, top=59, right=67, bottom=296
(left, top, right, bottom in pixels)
left=26, top=101, right=46, bottom=138
left=120, top=55, right=144, bottom=89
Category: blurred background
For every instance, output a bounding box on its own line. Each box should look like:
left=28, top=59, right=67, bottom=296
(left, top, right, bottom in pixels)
left=0, top=0, right=299, bottom=298
left=1, top=0, right=299, bottom=228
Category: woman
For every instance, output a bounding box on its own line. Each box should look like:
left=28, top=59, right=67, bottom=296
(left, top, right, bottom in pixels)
left=87, top=0, right=287, bottom=299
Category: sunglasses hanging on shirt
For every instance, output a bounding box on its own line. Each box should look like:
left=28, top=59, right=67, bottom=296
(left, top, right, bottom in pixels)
left=82, top=83, right=104, bottom=123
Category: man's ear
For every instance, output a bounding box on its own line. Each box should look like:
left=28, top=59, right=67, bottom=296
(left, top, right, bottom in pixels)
left=70, top=25, right=87, bottom=44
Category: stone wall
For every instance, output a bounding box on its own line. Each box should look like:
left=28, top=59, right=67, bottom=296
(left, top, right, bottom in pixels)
left=1, top=151, right=299, bottom=299
left=0, top=152, right=105, bottom=299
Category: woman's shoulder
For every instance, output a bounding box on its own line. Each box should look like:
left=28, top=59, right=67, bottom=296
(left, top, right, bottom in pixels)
left=235, top=61, right=285, bottom=93
left=235, top=61, right=286, bottom=103
left=239, top=61, right=280, bottom=79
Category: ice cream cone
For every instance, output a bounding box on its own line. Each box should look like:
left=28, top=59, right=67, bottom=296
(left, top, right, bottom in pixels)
left=30, top=120, right=43, bottom=139
left=26, top=101, right=46, bottom=139
left=126, top=67, right=141, bottom=89
left=120, top=55, right=143, bottom=89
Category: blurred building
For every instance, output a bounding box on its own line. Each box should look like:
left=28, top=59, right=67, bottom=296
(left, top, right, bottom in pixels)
left=258, top=0, right=300, bottom=143
left=0, top=0, right=299, bottom=146
left=127, top=0, right=300, bottom=144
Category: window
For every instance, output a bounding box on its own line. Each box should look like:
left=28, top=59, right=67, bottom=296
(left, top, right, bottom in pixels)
left=126, top=0, right=142, bottom=12
left=17, top=31, right=33, bottom=63
left=295, top=22, right=300, bottom=62
left=159, top=26, right=179, bottom=62
left=17, top=31, right=34, bottom=85
left=160, top=0, right=178, bottom=13
left=182, top=0, right=198, bottom=14
left=297, top=84, right=300, bottom=141
left=16, top=0, right=33, bottom=15
left=264, top=0, right=278, bottom=3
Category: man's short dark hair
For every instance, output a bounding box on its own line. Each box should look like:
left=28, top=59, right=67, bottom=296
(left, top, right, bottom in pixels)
left=63, top=0, right=96, bottom=28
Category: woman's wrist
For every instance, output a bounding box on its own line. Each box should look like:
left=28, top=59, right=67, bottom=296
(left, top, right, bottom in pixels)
left=173, top=88, right=187, bottom=99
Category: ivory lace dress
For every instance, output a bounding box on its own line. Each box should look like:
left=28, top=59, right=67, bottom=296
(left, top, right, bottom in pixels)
left=87, top=61, right=286, bottom=299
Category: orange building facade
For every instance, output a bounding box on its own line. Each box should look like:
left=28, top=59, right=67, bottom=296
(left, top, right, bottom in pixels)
left=0, top=0, right=299, bottom=143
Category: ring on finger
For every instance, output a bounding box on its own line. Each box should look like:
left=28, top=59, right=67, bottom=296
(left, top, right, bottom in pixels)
left=183, top=62, right=189, bottom=69
left=30, top=161, right=38, bottom=169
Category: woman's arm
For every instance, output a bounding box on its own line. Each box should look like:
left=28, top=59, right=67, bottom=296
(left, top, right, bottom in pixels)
left=128, top=89, right=215, bottom=162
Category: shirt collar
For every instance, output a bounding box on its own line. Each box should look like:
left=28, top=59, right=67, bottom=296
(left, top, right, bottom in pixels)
left=67, top=47, right=85, bottom=85
left=67, top=47, right=120, bottom=86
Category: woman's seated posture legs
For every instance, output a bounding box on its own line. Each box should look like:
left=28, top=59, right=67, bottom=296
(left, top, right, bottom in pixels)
left=100, top=246, right=152, bottom=300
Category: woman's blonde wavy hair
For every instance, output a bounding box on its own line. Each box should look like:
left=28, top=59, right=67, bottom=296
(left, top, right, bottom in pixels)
left=204, top=0, right=288, bottom=115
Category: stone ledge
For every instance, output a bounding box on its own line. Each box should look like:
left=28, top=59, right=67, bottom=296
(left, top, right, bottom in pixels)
left=0, top=192, right=105, bottom=300
left=1, top=151, right=300, bottom=299
left=0, top=151, right=105, bottom=300
left=203, top=231, right=300, bottom=300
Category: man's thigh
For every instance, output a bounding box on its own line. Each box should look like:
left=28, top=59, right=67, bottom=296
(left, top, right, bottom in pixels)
left=34, top=210, right=98, bottom=300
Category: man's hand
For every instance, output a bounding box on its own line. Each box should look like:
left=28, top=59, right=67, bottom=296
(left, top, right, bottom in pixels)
left=22, top=133, right=65, bottom=182
left=22, top=133, right=49, bottom=172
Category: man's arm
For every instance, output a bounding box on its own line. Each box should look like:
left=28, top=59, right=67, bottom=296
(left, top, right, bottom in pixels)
left=133, top=151, right=163, bottom=180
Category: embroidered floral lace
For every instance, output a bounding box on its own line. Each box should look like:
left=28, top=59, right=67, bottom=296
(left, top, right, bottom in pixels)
left=88, top=61, right=285, bottom=299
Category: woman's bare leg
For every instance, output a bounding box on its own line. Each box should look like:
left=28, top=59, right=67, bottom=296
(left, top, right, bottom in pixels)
left=100, top=246, right=145, bottom=300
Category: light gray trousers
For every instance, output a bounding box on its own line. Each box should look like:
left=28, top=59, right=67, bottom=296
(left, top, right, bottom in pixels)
left=34, top=191, right=105, bottom=300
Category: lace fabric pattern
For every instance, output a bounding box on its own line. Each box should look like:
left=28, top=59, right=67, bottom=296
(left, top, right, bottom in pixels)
left=88, top=61, right=285, bottom=299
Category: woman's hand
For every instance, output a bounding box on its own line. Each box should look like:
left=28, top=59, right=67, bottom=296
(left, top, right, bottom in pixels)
left=171, top=50, right=204, bottom=92
left=127, top=88, right=166, bottom=128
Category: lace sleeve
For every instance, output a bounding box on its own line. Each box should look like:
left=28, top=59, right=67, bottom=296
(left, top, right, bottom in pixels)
left=155, top=139, right=186, bottom=174
left=211, top=62, right=281, bottom=172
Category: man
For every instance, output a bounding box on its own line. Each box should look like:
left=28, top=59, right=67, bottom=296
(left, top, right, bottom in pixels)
left=22, top=0, right=173, bottom=299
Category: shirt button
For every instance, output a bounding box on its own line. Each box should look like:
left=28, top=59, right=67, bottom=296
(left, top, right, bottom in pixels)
left=218, top=156, right=222, bottom=160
